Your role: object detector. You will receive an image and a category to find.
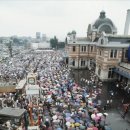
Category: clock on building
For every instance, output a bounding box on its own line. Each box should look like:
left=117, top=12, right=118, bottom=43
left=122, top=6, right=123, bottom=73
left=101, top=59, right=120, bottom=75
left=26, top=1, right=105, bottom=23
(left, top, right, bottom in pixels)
left=28, top=77, right=35, bottom=84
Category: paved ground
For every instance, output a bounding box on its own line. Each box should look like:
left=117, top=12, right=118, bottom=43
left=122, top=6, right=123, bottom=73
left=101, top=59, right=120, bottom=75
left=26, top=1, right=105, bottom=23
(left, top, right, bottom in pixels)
left=106, top=109, right=130, bottom=130
left=70, top=68, right=130, bottom=130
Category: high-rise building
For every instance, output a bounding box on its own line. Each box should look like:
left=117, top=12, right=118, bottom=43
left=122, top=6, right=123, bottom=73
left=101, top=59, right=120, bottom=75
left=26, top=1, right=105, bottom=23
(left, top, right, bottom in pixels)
left=36, top=32, right=41, bottom=39
left=42, top=34, right=46, bottom=42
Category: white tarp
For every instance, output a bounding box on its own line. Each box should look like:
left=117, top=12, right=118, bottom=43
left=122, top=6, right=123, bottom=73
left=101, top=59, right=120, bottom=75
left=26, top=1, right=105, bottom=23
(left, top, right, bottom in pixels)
left=26, top=85, right=39, bottom=95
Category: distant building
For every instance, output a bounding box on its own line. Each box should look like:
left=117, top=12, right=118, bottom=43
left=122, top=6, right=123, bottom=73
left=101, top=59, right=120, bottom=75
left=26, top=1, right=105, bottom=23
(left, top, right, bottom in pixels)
left=31, top=42, right=51, bottom=50
left=36, top=32, right=41, bottom=39
left=36, top=32, right=41, bottom=43
left=42, top=34, right=47, bottom=42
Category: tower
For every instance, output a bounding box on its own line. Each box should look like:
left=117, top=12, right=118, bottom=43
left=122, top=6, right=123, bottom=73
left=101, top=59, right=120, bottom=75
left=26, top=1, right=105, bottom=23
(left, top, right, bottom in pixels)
left=124, top=9, right=130, bottom=35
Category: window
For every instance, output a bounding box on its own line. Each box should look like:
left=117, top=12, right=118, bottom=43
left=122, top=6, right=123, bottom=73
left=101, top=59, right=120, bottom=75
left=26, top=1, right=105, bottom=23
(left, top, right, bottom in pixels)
left=125, top=50, right=128, bottom=58
left=91, top=46, right=93, bottom=52
left=84, top=46, right=86, bottom=52
left=108, top=68, right=114, bottom=78
left=72, top=46, right=76, bottom=52
left=114, top=50, right=117, bottom=58
left=98, top=65, right=101, bottom=75
left=81, top=46, right=86, bottom=52
left=99, top=50, right=102, bottom=56
left=72, top=59, right=75, bottom=66
left=110, top=49, right=117, bottom=58
left=81, top=59, right=85, bottom=66
left=101, top=39, right=104, bottom=44
left=110, top=50, right=113, bottom=58
left=81, top=46, right=84, bottom=52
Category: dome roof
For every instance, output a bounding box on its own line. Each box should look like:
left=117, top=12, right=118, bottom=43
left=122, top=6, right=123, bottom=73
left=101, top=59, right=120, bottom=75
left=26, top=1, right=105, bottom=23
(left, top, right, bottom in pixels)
left=93, top=11, right=114, bottom=29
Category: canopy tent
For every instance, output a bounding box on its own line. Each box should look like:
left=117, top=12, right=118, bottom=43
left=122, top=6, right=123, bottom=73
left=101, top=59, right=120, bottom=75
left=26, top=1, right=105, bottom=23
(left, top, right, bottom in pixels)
left=0, top=107, right=25, bottom=119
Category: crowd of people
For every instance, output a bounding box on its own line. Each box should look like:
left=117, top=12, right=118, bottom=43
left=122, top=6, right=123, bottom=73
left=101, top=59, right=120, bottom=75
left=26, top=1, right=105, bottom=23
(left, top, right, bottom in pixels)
left=0, top=50, right=113, bottom=130
left=0, top=51, right=35, bottom=82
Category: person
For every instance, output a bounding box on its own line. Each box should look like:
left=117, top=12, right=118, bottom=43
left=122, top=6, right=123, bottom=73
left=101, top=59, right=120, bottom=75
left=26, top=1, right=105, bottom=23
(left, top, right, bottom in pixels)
left=122, top=103, right=130, bottom=119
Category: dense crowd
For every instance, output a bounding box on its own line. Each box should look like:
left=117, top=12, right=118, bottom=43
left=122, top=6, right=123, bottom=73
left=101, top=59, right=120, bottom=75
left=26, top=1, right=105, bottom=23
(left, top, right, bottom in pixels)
left=0, top=50, right=112, bottom=130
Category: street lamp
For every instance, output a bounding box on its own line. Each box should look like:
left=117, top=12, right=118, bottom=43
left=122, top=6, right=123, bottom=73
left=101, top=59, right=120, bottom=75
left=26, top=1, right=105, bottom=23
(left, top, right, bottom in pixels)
left=78, top=44, right=80, bottom=84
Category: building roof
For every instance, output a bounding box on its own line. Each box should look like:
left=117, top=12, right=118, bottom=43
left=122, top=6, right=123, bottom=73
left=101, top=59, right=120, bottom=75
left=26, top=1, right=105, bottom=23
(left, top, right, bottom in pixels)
left=77, top=37, right=91, bottom=41
left=0, top=107, right=25, bottom=118
left=68, top=37, right=93, bottom=45
left=16, top=79, right=26, bottom=90
left=68, top=41, right=95, bottom=45
left=97, top=42, right=129, bottom=48
left=108, top=36, right=130, bottom=43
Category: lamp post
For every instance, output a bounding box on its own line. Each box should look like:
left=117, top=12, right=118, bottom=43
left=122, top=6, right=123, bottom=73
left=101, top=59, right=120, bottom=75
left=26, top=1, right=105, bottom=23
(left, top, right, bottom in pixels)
left=78, top=44, right=80, bottom=84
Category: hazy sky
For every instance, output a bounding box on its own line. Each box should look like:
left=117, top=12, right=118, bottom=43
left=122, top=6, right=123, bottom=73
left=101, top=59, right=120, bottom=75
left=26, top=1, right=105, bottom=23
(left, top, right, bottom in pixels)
left=0, top=0, right=130, bottom=40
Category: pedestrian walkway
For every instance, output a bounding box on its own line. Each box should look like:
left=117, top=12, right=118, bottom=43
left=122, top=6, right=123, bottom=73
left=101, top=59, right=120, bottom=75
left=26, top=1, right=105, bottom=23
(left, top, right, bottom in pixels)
left=117, top=107, right=130, bottom=124
left=106, top=109, right=130, bottom=130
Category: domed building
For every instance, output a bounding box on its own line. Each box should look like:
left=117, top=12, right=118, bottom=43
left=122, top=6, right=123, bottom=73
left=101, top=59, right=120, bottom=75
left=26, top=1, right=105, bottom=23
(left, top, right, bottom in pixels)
left=87, top=11, right=117, bottom=41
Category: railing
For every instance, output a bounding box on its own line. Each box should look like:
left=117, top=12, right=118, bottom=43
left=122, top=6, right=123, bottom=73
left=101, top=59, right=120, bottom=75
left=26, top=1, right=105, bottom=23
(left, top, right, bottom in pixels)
left=120, top=62, right=130, bottom=70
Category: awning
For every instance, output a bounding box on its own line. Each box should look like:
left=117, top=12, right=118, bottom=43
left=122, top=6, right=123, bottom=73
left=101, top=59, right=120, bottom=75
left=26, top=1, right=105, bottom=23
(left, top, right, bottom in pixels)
left=113, top=68, right=130, bottom=79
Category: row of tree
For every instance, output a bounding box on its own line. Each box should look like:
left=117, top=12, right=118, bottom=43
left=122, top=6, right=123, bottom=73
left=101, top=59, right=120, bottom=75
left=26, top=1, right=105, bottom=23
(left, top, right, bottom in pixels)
left=50, top=36, right=66, bottom=49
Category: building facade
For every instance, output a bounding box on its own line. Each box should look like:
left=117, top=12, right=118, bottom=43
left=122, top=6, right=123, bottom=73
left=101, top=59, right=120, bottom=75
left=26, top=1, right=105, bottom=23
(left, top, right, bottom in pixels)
left=66, top=11, right=130, bottom=84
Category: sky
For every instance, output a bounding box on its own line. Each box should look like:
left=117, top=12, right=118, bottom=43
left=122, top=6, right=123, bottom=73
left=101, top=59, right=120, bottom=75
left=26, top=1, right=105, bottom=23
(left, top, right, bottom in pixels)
left=0, top=0, right=130, bottom=40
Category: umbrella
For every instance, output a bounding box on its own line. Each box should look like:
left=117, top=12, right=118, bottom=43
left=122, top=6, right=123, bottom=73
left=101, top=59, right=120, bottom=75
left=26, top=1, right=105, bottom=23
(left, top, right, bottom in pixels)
left=47, top=98, right=52, bottom=103
left=66, top=122, right=71, bottom=127
left=75, top=122, right=80, bottom=127
left=65, top=113, right=71, bottom=117
left=80, top=120, right=84, bottom=124
left=70, top=119, right=75, bottom=123
left=80, top=125, right=86, bottom=130
left=66, top=117, right=71, bottom=121
left=56, top=128, right=63, bottom=130
left=104, top=113, right=108, bottom=116
left=52, top=115, right=57, bottom=120
left=91, top=114, right=96, bottom=119
left=75, top=118, right=80, bottom=123
left=97, top=113, right=103, bottom=117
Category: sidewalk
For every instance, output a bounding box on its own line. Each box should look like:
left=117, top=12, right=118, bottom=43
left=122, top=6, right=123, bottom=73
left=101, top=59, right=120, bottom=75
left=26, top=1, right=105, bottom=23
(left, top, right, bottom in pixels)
left=106, top=109, right=130, bottom=130
left=117, top=107, right=130, bottom=124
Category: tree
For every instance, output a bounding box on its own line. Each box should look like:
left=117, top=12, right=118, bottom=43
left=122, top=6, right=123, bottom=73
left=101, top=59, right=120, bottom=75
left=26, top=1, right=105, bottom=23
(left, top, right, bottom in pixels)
left=65, top=37, right=68, bottom=44
left=6, top=40, right=13, bottom=57
left=50, top=36, right=58, bottom=49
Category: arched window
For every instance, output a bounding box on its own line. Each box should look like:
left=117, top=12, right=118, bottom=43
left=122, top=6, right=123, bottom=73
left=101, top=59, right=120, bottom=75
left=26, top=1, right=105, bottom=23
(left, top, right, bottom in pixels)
left=101, top=39, right=104, bottom=45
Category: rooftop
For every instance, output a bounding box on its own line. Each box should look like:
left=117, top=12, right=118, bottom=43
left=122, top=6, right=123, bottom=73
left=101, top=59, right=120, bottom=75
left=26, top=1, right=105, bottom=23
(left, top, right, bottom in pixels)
left=15, top=79, right=26, bottom=89
left=97, top=42, right=129, bottom=48
left=0, top=107, right=25, bottom=118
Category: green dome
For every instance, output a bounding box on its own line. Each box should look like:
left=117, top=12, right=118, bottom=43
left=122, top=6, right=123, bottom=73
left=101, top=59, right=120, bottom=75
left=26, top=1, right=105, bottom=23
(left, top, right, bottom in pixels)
left=93, top=11, right=114, bottom=29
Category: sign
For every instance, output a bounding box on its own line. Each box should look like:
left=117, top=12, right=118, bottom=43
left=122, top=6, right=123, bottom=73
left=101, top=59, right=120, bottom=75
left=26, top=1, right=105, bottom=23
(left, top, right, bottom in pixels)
left=28, top=77, right=35, bottom=85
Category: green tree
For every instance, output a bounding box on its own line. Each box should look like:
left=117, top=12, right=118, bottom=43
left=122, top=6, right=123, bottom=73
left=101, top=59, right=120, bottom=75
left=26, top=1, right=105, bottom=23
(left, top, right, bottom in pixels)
left=65, top=37, right=68, bottom=44
left=50, top=36, right=58, bottom=49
